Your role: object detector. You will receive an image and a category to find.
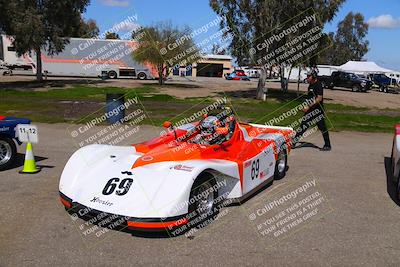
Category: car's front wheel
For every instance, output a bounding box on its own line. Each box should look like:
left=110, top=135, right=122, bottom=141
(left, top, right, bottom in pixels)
left=0, top=137, right=17, bottom=171
left=352, top=85, right=360, bottom=92
left=188, top=173, right=219, bottom=227
left=108, top=70, right=117, bottom=79
left=274, top=145, right=287, bottom=180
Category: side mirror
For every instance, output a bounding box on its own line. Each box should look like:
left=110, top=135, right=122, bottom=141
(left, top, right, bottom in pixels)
left=163, top=121, right=172, bottom=128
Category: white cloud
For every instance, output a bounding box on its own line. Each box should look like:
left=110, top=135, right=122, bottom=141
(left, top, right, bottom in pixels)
left=113, top=22, right=140, bottom=32
left=100, top=0, right=130, bottom=7
left=368, top=14, right=400, bottom=29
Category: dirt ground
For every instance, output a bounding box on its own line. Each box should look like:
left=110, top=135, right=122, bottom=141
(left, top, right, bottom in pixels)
left=0, top=123, right=399, bottom=266
left=1, top=75, right=400, bottom=109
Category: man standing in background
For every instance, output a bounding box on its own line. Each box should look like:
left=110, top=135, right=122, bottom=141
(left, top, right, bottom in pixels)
left=294, top=69, right=331, bottom=151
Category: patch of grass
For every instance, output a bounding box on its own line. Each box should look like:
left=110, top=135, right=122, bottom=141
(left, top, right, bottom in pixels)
left=0, top=85, right=156, bottom=100
left=1, top=84, right=399, bottom=132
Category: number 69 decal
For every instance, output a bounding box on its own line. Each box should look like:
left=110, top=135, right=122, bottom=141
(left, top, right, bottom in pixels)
left=102, top=178, right=133, bottom=196
left=251, top=159, right=260, bottom=180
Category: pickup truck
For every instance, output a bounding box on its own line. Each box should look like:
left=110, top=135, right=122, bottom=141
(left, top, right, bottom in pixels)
left=368, top=73, right=399, bottom=93
left=369, top=73, right=391, bottom=88
left=319, top=71, right=373, bottom=92
left=0, top=116, right=31, bottom=170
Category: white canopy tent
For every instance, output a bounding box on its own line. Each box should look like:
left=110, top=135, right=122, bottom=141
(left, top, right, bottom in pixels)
left=339, top=61, right=393, bottom=75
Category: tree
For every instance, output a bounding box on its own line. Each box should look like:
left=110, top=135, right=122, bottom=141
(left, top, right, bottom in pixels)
left=318, top=32, right=336, bottom=65
left=132, top=22, right=200, bottom=85
left=74, top=18, right=99, bottom=38
left=320, top=12, right=369, bottom=65
left=209, top=0, right=346, bottom=100
left=105, top=32, right=120, bottom=40
left=0, top=0, right=90, bottom=81
left=211, top=44, right=227, bottom=55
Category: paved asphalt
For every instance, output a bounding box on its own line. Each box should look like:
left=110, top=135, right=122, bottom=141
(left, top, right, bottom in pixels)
left=0, top=123, right=399, bottom=266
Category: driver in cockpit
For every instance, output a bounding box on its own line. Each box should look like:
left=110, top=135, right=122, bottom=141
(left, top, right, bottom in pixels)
left=189, top=113, right=235, bottom=145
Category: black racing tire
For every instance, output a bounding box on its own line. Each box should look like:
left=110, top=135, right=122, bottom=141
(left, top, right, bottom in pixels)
left=274, top=145, right=288, bottom=180
left=137, top=72, right=147, bottom=80
left=108, top=70, right=117, bottom=79
left=188, top=173, right=219, bottom=228
left=0, top=137, right=17, bottom=171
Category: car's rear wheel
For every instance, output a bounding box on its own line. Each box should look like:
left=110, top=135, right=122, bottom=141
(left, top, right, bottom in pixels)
left=274, top=145, right=287, bottom=180
left=137, top=72, right=147, bottom=80
left=0, top=137, right=17, bottom=171
left=188, top=173, right=219, bottom=227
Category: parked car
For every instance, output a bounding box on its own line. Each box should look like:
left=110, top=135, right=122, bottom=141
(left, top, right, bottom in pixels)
left=319, top=71, right=373, bottom=92
left=369, top=74, right=400, bottom=93
left=0, top=116, right=31, bottom=170
left=224, top=70, right=251, bottom=81
left=243, top=68, right=261, bottom=78
left=368, top=73, right=393, bottom=92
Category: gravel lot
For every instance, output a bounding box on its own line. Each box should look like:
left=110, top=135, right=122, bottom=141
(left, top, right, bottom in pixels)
left=0, top=122, right=399, bottom=266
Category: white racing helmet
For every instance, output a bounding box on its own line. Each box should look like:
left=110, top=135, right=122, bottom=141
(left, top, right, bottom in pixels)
left=201, top=116, right=219, bottom=134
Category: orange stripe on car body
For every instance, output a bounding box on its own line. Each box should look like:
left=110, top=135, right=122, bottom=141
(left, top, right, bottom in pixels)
left=131, top=122, right=293, bottom=192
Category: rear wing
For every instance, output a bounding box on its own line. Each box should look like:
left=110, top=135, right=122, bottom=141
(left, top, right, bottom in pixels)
left=249, top=123, right=293, bottom=132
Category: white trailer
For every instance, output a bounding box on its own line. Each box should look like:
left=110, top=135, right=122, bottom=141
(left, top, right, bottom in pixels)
left=0, top=35, right=34, bottom=74
left=0, top=35, right=156, bottom=79
left=283, top=65, right=339, bottom=82
left=317, top=65, right=339, bottom=76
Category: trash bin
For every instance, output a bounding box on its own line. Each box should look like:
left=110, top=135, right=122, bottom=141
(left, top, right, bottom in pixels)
left=106, top=93, right=125, bottom=124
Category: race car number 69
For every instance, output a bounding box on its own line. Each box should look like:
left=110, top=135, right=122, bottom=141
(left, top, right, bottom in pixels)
left=102, top=178, right=133, bottom=196
left=251, top=159, right=260, bottom=180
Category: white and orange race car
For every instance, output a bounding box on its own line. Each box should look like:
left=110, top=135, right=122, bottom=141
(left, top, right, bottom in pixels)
left=59, top=110, right=294, bottom=232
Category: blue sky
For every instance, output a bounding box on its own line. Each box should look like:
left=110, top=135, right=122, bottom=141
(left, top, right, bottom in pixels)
left=85, top=0, right=400, bottom=70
